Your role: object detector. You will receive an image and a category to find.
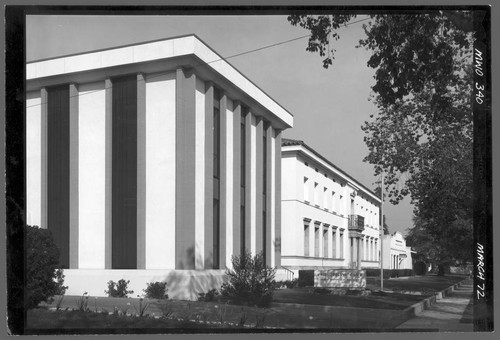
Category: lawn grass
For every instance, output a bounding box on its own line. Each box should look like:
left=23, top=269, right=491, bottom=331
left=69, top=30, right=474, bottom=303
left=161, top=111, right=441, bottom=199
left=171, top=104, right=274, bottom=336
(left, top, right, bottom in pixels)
left=26, top=308, right=222, bottom=334
left=365, top=274, right=467, bottom=293
left=273, top=288, right=424, bottom=310
left=28, top=274, right=468, bottom=333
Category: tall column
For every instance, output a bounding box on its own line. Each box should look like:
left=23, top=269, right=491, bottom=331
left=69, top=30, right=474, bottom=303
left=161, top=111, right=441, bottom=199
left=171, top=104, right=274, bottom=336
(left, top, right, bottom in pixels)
left=265, top=124, right=273, bottom=266
left=104, top=79, right=113, bottom=269
left=204, top=82, right=214, bottom=269
left=232, top=102, right=241, bottom=261
left=274, top=129, right=282, bottom=267
left=69, top=83, right=79, bottom=269
left=175, top=68, right=197, bottom=269
left=244, top=113, right=252, bottom=253
left=136, top=73, right=146, bottom=269
left=40, top=88, right=48, bottom=230
left=219, top=93, right=229, bottom=268
left=255, top=117, right=263, bottom=255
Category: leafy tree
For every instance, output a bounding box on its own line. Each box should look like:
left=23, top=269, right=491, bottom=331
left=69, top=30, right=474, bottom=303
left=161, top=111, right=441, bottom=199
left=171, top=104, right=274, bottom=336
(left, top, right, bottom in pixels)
left=26, top=225, right=67, bottom=309
left=373, top=186, right=390, bottom=235
left=288, top=12, right=474, bottom=271
left=406, top=215, right=472, bottom=275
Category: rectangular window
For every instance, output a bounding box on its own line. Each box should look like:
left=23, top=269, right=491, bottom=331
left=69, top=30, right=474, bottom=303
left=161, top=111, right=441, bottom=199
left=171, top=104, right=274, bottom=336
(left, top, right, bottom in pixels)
left=314, top=225, right=320, bottom=257
left=339, top=230, right=344, bottom=258
left=331, top=191, right=335, bottom=212
left=323, top=228, right=328, bottom=258
left=47, top=84, right=70, bottom=269
left=314, top=182, right=319, bottom=206
left=111, top=75, right=138, bottom=269
left=304, top=224, right=309, bottom=256
left=303, top=177, right=309, bottom=202
left=323, top=187, right=328, bottom=209
left=332, top=229, right=337, bottom=258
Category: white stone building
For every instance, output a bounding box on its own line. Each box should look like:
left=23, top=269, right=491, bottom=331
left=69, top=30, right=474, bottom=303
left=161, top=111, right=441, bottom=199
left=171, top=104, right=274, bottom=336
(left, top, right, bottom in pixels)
left=382, top=232, right=415, bottom=270
left=26, top=35, right=293, bottom=299
left=280, top=139, right=382, bottom=273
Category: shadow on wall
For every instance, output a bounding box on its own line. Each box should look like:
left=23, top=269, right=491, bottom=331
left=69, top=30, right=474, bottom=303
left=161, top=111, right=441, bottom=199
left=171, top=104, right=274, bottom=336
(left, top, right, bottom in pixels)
left=164, top=269, right=226, bottom=301
left=166, top=245, right=225, bottom=300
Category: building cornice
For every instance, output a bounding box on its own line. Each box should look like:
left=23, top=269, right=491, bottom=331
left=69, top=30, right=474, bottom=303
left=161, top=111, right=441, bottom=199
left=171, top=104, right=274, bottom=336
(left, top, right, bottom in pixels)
left=282, top=143, right=381, bottom=204
left=27, top=34, right=293, bottom=129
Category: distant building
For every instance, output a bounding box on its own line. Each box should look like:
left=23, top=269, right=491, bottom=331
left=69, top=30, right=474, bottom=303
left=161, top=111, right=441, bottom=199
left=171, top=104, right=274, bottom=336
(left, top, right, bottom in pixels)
left=26, top=35, right=293, bottom=299
left=382, top=232, right=414, bottom=270
left=280, top=139, right=382, bottom=273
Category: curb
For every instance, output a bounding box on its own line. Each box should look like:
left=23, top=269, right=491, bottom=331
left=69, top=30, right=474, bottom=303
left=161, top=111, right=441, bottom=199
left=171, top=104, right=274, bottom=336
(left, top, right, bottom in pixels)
left=403, top=278, right=470, bottom=317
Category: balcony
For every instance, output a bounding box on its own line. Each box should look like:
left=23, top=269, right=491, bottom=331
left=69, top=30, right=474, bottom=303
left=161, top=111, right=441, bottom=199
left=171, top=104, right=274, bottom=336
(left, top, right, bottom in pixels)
left=348, top=215, right=365, bottom=232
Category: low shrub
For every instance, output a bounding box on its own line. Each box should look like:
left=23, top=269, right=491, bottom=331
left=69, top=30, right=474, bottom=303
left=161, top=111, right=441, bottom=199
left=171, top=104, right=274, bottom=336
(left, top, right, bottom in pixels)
left=198, top=288, right=220, bottom=302
left=298, top=270, right=314, bottom=287
left=275, top=278, right=299, bottom=289
left=366, top=268, right=415, bottom=278
left=74, top=292, right=90, bottom=312
left=414, top=261, right=427, bottom=275
left=26, top=225, right=68, bottom=309
left=143, top=281, right=168, bottom=300
left=364, top=268, right=381, bottom=277
left=105, top=279, right=134, bottom=298
left=220, top=251, right=276, bottom=307
left=312, top=287, right=331, bottom=295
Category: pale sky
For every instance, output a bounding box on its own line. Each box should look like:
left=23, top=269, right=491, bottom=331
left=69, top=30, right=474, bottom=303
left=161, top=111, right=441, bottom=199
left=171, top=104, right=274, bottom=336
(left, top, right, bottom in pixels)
left=26, top=14, right=414, bottom=235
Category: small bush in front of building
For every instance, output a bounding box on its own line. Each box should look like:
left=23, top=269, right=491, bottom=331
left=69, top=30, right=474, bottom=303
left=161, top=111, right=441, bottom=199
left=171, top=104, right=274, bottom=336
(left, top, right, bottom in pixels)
left=364, top=268, right=381, bottom=277
left=275, top=278, right=299, bottom=289
left=105, top=279, right=134, bottom=298
left=143, top=281, right=168, bottom=300
left=220, top=251, right=276, bottom=307
left=298, top=270, right=314, bottom=287
left=414, top=261, right=427, bottom=275
left=26, top=225, right=68, bottom=309
left=198, top=288, right=220, bottom=302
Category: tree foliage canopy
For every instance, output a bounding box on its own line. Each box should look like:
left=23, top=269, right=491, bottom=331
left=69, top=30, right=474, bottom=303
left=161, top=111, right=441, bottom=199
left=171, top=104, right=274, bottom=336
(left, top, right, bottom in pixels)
left=26, top=225, right=67, bottom=309
left=288, top=11, right=474, bottom=266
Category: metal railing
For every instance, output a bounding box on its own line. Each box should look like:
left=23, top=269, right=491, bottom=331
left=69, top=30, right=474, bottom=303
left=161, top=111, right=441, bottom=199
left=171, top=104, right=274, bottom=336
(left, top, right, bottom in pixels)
left=348, top=214, right=365, bottom=229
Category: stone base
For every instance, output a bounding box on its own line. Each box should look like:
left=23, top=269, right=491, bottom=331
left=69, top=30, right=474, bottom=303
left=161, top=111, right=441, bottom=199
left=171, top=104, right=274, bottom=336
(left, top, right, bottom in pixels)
left=314, top=269, right=366, bottom=289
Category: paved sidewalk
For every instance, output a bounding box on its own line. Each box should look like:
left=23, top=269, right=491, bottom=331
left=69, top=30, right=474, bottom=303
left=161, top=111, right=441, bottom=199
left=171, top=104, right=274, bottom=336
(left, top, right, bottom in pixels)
left=396, top=279, right=473, bottom=331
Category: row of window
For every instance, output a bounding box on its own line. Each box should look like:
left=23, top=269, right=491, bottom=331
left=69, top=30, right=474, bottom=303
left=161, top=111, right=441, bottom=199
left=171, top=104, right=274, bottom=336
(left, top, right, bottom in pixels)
left=304, top=176, right=343, bottom=214
left=303, top=222, right=345, bottom=259
left=303, top=176, right=379, bottom=228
